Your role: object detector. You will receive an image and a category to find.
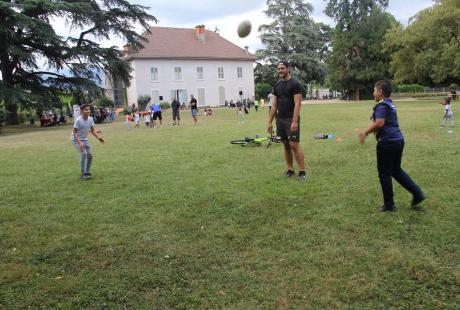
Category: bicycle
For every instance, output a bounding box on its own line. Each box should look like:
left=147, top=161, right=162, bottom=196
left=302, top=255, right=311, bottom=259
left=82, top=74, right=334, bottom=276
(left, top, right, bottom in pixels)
left=230, top=132, right=283, bottom=148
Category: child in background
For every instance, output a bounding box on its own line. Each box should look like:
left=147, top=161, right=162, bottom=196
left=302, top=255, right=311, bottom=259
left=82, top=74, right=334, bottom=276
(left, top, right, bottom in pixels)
left=144, top=113, right=151, bottom=127
left=440, top=96, right=454, bottom=130
left=125, top=112, right=131, bottom=130
left=134, top=111, right=140, bottom=128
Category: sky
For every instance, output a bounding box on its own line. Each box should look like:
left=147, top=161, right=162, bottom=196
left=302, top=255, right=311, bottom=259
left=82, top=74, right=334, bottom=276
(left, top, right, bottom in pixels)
left=122, top=0, right=435, bottom=53
left=49, top=0, right=435, bottom=57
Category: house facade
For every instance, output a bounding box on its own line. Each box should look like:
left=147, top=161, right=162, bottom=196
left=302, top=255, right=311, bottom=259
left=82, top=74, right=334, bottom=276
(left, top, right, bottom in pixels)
left=108, top=26, right=256, bottom=108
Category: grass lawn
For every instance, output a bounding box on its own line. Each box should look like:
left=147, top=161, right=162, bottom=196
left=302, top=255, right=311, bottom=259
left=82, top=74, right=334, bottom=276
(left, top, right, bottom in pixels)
left=0, top=100, right=459, bottom=309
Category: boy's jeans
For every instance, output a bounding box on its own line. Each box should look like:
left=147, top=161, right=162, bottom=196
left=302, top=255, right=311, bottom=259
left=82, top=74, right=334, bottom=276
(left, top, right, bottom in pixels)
left=376, top=140, right=423, bottom=208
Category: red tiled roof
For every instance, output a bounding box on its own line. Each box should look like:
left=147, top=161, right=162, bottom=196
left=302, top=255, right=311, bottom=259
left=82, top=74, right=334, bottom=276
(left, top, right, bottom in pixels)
left=126, top=26, right=256, bottom=61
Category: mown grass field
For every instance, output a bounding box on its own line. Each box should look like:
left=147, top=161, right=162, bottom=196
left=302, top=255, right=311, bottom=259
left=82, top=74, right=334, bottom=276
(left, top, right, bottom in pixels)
left=1, top=100, right=459, bottom=309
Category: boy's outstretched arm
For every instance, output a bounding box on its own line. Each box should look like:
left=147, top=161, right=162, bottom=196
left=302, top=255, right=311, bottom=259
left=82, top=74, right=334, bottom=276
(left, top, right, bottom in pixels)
left=90, top=127, right=105, bottom=143
left=358, top=119, right=385, bottom=144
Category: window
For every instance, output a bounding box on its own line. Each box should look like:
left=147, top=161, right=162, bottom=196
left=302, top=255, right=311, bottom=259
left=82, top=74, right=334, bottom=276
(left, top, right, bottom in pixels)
left=217, top=66, right=224, bottom=79
left=151, top=67, right=159, bottom=81
left=198, top=88, right=206, bottom=106
left=174, top=66, right=182, bottom=80
left=237, top=67, right=243, bottom=79
left=197, top=66, right=204, bottom=80
left=151, top=89, right=160, bottom=103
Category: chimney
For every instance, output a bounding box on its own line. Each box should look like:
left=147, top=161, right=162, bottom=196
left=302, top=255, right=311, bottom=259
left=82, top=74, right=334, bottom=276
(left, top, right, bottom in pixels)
left=244, top=46, right=249, bottom=55
left=195, top=25, right=206, bottom=43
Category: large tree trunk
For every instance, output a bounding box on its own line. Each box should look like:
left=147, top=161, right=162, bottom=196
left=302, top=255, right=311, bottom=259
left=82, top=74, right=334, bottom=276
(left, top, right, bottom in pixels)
left=355, top=86, right=360, bottom=101
left=4, top=96, right=19, bottom=125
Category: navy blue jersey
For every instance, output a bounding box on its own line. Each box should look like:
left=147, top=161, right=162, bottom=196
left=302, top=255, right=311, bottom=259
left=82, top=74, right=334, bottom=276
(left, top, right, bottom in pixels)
left=372, top=98, right=404, bottom=143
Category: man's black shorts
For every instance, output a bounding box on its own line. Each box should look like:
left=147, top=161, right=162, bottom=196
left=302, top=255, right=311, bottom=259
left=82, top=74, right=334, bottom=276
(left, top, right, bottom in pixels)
left=276, top=117, right=300, bottom=142
left=152, top=111, right=162, bottom=120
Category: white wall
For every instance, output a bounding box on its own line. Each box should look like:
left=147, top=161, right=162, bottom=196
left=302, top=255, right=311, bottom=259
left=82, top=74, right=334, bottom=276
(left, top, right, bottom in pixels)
left=126, top=59, right=255, bottom=108
left=126, top=61, right=138, bottom=106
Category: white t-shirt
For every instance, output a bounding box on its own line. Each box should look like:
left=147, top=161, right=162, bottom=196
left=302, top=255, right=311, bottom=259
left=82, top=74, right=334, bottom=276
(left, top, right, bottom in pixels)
left=144, top=114, right=151, bottom=122
left=71, top=116, right=94, bottom=141
left=445, top=104, right=453, bottom=115
left=267, top=93, right=274, bottom=107
left=73, top=105, right=80, bottom=119
left=134, top=113, right=140, bottom=122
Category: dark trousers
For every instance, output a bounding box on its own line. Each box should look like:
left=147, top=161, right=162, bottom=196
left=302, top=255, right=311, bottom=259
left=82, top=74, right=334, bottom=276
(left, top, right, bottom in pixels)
left=376, top=140, right=423, bottom=208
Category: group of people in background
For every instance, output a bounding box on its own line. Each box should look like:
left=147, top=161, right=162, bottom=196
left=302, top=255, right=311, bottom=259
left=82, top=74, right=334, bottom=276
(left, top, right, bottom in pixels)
left=124, top=94, right=203, bottom=130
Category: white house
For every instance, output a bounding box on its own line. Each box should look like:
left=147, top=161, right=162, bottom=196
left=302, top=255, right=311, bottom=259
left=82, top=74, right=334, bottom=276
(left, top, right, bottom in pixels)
left=108, top=25, right=256, bottom=107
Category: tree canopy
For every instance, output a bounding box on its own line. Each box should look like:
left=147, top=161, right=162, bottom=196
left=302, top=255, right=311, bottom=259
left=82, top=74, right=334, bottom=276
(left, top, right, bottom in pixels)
left=0, top=0, right=156, bottom=124
left=257, top=0, right=330, bottom=85
left=325, top=0, right=393, bottom=99
left=384, top=0, right=460, bottom=85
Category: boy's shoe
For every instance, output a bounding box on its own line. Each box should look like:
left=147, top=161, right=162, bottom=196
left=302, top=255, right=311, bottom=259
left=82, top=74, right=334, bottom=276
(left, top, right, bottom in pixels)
left=298, top=171, right=307, bottom=181
left=83, top=172, right=92, bottom=179
left=285, top=169, right=295, bottom=177
left=411, top=193, right=426, bottom=210
left=379, top=205, right=397, bottom=212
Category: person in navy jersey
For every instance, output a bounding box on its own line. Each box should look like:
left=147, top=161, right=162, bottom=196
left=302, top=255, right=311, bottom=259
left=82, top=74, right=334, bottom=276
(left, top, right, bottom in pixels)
left=358, top=80, right=425, bottom=212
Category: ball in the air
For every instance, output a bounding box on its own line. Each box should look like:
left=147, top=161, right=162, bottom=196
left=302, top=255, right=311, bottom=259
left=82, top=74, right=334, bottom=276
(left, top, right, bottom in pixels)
left=237, top=20, right=252, bottom=38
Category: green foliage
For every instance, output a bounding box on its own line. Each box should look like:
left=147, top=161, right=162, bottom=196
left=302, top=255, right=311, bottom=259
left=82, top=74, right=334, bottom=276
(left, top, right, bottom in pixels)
left=93, top=97, right=115, bottom=108
left=160, top=102, right=171, bottom=109
left=255, top=83, right=273, bottom=100
left=384, top=0, right=460, bottom=85
left=325, top=1, right=395, bottom=99
left=396, top=84, right=426, bottom=93
left=254, top=63, right=278, bottom=86
left=257, top=0, right=330, bottom=84
left=137, top=95, right=151, bottom=111
left=449, top=83, right=458, bottom=90
left=0, top=0, right=157, bottom=124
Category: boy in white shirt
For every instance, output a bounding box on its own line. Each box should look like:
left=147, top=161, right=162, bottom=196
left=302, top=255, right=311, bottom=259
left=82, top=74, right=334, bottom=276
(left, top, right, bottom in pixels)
left=144, top=113, right=151, bottom=127
left=71, top=104, right=105, bottom=179
left=134, top=111, right=140, bottom=128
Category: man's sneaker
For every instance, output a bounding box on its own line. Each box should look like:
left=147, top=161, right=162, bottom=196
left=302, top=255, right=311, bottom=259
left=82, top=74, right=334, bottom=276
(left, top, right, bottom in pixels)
left=411, top=193, right=426, bottom=210
left=83, top=172, right=92, bottom=179
left=285, top=170, right=295, bottom=177
left=379, top=205, right=397, bottom=212
left=298, top=171, right=307, bottom=181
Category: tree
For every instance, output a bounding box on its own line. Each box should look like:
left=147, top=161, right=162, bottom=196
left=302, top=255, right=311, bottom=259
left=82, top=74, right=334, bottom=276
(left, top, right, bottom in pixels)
left=0, top=0, right=156, bottom=125
left=383, top=0, right=460, bottom=86
left=325, top=0, right=391, bottom=100
left=254, top=62, right=278, bottom=86
left=255, top=82, right=272, bottom=100
left=257, top=0, right=330, bottom=85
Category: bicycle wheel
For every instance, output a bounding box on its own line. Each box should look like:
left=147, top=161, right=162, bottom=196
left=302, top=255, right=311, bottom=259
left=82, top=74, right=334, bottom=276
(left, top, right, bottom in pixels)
left=230, top=139, right=248, bottom=145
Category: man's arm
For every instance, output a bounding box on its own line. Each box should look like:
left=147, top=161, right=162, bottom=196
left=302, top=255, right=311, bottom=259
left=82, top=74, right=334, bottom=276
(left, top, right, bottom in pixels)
left=267, top=96, right=278, bottom=134
left=291, top=93, right=302, bottom=132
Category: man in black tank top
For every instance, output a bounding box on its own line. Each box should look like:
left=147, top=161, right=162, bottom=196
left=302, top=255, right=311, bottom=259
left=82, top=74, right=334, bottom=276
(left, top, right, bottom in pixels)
left=267, top=61, right=307, bottom=181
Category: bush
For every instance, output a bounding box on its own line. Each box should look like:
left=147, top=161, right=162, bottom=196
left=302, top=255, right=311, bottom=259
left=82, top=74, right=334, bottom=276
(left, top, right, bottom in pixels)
left=449, top=83, right=458, bottom=90
left=255, top=82, right=272, bottom=100
left=137, top=95, right=151, bottom=111
left=395, top=84, right=426, bottom=93
left=160, top=102, right=171, bottom=109
left=94, top=97, right=115, bottom=108
left=411, top=92, right=446, bottom=98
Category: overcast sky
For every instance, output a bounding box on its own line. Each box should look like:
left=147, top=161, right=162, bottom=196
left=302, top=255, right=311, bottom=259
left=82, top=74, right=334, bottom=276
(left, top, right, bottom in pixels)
left=134, top=0, right=434, bottom=52
left=53, top=0, right=434, bottom=53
